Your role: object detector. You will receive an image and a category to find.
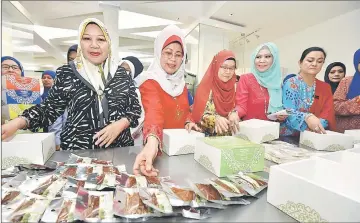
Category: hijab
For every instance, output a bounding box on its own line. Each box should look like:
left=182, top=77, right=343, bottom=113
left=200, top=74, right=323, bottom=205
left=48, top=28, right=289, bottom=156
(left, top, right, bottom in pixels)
left=1, top=56, right=25, bottom=76
left=73, top=18, right=118, bottom=115
left=324, top=62, right=346, bottom=94
left=67, top=44, right=78, bottom=63
left=41, top=70, right=56, bottom=101
left=136, top=24, right=186, bottom=97
left=251, top=42, right=283, bottom=114
left=347, top=48, right=360, bottom=99
left=283, top=74, right=296, bottom=84
left=192, top=50, right=236, bottom=122
left=119, top=56, right=144, bottom=79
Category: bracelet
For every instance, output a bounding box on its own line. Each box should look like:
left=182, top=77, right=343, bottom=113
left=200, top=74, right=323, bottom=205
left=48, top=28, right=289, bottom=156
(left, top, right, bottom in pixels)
left=305, top=113, right=314, bottom=122
left=227, top=109, right=237, bottom=118
left=18, top=116, right=29, bottom=130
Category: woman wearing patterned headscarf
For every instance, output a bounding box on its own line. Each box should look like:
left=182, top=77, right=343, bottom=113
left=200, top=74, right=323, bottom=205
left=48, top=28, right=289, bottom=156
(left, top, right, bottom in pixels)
left=1, top=56, right=25, bottom=77
left=2, top=18, right=141, bottom=150
left=333, top=49, right=360, bottom=132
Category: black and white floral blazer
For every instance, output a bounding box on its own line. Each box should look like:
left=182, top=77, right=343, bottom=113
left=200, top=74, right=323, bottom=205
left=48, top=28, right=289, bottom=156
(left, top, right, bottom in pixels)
left=22, top=63, right=141, bottom=150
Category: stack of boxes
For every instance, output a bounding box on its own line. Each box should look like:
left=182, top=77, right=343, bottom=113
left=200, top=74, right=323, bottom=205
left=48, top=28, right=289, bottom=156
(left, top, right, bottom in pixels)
left=1, top=74, right=41, bottom=122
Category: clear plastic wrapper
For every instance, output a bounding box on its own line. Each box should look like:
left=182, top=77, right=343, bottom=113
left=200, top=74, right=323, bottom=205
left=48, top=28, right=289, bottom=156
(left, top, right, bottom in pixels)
left=208, top=178, right=250, bottom=198
left=187, top=180, right=250, bottom=206
left=161, top=180, right=195, bottom=206
left=115, top=173, right=144, bottom=188
left=56, top=164, right=93, bottom=181
left=145, top=176, right=170, bottom=189
left=182, top=207, right=211, bottom=220
left=74, top=188, right=114, bottom=222
left=2, top=172, right=28, bottom=189
left=19, top=174, right=66, bottom=199
left=227, top=172, right=268, bottom=196
left=61, top=178, right=86, bottom=199
left=1, top=189, right=27, bottom=222
left=113, top=186, right=156, bottom=219
left=6, top=197, right=49, bottom=223
left=84, top=172, right=116, bottom=190
left=41, top=198, right=76, bottom=223
left=190, top=195, right=226, bottom=209
left=66, top=153, right=115, bottom=166
left=138, top=188, right=173, bottom=214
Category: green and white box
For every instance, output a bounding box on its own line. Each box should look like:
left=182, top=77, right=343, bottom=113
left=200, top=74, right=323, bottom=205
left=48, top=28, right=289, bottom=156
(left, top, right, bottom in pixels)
left=2, top=133, right=56, bottom=169
left=344, top=129, right=360, bottom=144
left=236, top=119, right=279, bottom=144
left=299, top=130, right=353, bottom=151
left=163, top=129, right=205, bottom=156
left=194, top=136, right=264, bottom=177
left=267, top=158, right=360, bottom=222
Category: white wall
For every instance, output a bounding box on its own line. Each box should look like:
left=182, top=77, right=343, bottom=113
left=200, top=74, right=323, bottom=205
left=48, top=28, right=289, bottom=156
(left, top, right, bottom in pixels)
left=240, top=8, right=360, bottom=81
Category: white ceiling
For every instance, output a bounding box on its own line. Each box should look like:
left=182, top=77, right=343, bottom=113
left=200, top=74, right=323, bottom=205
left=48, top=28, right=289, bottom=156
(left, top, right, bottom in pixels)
left=2, top=1, right=360, bottom=73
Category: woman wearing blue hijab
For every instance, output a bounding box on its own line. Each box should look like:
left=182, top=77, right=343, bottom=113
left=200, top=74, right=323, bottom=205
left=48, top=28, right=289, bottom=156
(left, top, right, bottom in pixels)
left=333, top=48, right=360, bottom=132
left=1, top=56, right=25, bottom=77
left=41, top=70, right=56, bottom=101
left=236, top=42, right=286, bottom=121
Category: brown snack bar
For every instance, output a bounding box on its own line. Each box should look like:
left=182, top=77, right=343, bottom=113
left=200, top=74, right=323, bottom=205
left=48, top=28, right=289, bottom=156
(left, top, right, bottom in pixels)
left=125, top=193, right=149, bottom=215
left=170, top=187, right=195, bottom=201
left=61, top=167, right=77, bottom=178
left=195, top=184, right=221, bottom=201
left=84, top=195, right=100, bottom=218
left=56, top=200, right=73, bottom=223
left=2, top=191, right=20, bottom=205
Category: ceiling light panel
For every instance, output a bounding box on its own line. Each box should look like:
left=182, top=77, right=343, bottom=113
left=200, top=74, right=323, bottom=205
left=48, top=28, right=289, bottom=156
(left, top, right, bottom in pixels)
left=118, top=10, right=181, bottom=30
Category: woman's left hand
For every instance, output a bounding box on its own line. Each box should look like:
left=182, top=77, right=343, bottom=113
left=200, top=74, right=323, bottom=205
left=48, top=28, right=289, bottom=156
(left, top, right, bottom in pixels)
left=228, top=111, right=240, bottom=134
left=276, top=115, right=288, bottom=122
left=185, top=122, right=202, bottom=132
left=93, top=118, right=130, bottom=148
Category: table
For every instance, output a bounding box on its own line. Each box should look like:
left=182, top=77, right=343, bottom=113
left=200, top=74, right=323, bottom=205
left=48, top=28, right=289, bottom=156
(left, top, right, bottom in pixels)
left=49, top=145, right=296, bottom=222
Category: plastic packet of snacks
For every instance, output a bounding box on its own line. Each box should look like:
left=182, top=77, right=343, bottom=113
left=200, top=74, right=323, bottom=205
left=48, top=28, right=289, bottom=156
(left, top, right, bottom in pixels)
left=74, top=188, right=114, bottom=222
left=2, top=172, right=28, bottom=189
left=186, top=179, right=250, bottom=206
left=160, top=179, right=195, bottom=207
left=115, top=173, right=147, bottom=188
left=6, top=197, right=49, bottom=223
left=19, top=174, right=66, bottom=199
left=1, top=189, right=26, bottom=222
left=65, top=153, right=114, bottom=165
left=113, top=186, right=156, bottom=219
left=145, top=176, right=171, bottom=189
left=226, top=172, right=268, bottom=196
left=207, top=178, right=250, bottom=198
left=41, top=198, right=76, bottom=223
left=190, top=194, right=226, bottom=209
left=138, top=188, right=173, bottom=214
left=59, top=178, right=86, bottom=199
left=182, top=207, right=211, bottom=220
left=56, top=164, right=94, bottom=181
left=84, top=172, right=116, bottom=190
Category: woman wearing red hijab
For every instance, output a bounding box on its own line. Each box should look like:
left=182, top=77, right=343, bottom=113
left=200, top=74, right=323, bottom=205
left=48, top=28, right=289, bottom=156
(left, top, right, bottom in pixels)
left=191, top=50, right=239, bottom=136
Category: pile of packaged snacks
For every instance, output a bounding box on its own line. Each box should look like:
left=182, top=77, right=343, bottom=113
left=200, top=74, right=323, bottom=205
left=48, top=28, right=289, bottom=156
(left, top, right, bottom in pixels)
left=1, top=154, right=268, bottom=222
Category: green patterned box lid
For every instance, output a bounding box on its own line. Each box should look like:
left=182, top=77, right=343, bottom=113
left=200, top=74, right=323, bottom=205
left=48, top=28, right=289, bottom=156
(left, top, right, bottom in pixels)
left=201, top=136, right=263, bottom=150
left=199, top=136, right=265, bottom=176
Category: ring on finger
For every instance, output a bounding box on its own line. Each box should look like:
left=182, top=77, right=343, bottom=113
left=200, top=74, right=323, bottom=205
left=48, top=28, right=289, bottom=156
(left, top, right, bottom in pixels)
left=314, top=126, right=320, bottom=131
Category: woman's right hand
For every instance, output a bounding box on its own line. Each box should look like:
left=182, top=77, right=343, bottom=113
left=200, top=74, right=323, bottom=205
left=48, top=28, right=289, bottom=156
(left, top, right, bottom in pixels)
left=305, top=115, right=326, bottom=134
left=215, top=115, right=230, bottom=134
left=133, top=136, right=159, bottom=177
left=1, top=117, right=26, bottom=140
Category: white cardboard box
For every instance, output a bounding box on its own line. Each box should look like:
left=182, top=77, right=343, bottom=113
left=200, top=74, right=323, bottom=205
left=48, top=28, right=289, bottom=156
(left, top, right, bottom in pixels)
left=163, top=129, right=204, bottom=156
left=236, top=119, right=279, bottom=144
left=2, top=133, right=56, bottom=169
left=267, top=158, right=360, bottom=222
left=348, top=147, right=360, bottom=153
left=313, top=150, right=360, bottom=170
left=299, top=130, right=353, bottom=151
left=344, top=130, right=360, bottom=144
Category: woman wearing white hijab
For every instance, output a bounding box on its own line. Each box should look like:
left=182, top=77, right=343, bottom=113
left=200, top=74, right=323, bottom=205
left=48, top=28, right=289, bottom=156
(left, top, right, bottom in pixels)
left=2, top=18, right=141, bottom=150
left=133, top=25, right=199, bottom=177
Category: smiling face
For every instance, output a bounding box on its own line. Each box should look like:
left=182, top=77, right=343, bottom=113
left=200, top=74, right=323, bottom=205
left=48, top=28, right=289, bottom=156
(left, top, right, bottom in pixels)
left=254, top=47, right=273, bottom=72
left=328, top=66, right=345, bottom=83
left=218, top=59, right=236, bottom=83
left=160, top=42, right=183, bottom=75
left=80, top=23, right=109, bottom=65
left=299, top=51, right=325, bottom=76
left=1, top=59, right=22, bottom=76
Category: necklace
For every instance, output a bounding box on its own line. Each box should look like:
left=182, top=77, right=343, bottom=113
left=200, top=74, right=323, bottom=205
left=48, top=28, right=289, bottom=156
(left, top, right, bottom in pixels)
left=173, top=96, right=184, bottom=121
left=299, top=76, right=316, bottom=108
left=259, top=86, right=268, bottom=115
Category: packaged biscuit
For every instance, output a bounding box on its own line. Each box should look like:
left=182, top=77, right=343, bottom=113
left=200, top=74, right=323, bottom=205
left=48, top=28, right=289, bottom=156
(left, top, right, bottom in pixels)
left=161, top=179, right=195, bottom=206
left=208, top=178, right=250, bottom=198
left=41, top=198, right=76, bottom=223
left=113, top=186, right=155, bottom=219
left=6, top=197, right=49, bottom=223
left=227, top=172, right=268, bottom=196
left=19, top=175, right=66, bottom=199
left=139, top=188, right=173, bottom=214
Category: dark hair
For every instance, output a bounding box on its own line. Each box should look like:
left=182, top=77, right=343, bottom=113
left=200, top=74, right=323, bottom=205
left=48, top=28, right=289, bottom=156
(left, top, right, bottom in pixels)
left=226, top=57, right=237, bottom=68
left=299, top=47, right=327, bottom=63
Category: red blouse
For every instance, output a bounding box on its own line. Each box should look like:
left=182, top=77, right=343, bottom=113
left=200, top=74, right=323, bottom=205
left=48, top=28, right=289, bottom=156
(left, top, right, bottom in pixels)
left=140, top=80, right=192, bottom=149
left=236, top=73, right=270, bottom=121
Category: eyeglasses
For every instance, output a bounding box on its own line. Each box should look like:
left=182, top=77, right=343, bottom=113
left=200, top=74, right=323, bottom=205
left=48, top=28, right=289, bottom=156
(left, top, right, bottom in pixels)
left=162, top=51, right=183, bottom=60
left=2, top=64, right=20, bottom=71
left=220, top=65, right=236, bottom=72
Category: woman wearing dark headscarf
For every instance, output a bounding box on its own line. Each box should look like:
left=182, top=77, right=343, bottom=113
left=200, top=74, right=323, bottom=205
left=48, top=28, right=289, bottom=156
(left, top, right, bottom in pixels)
left=333, top=49, right=360, bottom=133
left=41, top=70, right=56, bottom=101
left=1, top=56, right=24, bottom=77
left=324, top=62, right=346, bottom=94
left=67, top=44, right=78, bottom=63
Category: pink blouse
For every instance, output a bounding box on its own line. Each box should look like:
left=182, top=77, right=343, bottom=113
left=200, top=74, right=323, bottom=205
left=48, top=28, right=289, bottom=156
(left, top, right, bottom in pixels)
left=333, top=76, right=360, bottom=133
left=236, top=73, right=270, bottom=121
